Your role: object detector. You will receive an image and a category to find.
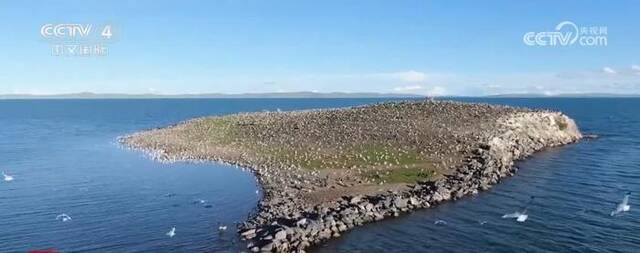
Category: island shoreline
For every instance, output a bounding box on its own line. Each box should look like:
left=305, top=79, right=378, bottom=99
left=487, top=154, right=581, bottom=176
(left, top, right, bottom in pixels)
left=119, top=100, right=582, bottom=253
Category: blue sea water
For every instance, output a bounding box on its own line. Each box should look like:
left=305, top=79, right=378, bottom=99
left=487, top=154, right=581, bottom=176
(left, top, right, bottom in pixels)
left=0, top=98, right=395, bottom=253
left=0, top=98, right=638, bottom=253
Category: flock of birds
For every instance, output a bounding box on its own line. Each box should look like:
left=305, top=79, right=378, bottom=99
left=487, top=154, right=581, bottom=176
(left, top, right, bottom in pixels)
left=1, top=170, right=632, bottom=237
left=432, top=193, right=632, bottom=226
left=161, top=195, right=229, bottom=238
left=165, top=222, right=227, bottom=238
left=2, top=172, right=231, bottom=239
left=500, top=193, right=632, bottom=223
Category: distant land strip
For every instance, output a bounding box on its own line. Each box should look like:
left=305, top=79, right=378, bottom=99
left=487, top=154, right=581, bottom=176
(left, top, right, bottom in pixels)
left=0, top=92, right=424, bottom=99
left=1, top=91, right=639, bottom=99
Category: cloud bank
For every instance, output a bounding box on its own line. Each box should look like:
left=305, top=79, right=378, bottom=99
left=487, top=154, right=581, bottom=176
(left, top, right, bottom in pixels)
left=3, top=67, right=639, bottom=96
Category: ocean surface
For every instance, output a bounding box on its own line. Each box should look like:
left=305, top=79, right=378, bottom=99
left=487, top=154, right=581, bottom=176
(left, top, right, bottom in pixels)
left=0, top=98, right=638, bottom=253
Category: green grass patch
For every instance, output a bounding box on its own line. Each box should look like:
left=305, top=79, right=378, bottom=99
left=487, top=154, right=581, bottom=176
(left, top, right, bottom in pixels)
left=257, top=145, right=428, bottom=171
left=366, top=165, right=436, bottom=184
left=557, top=119, right=568, bottom=130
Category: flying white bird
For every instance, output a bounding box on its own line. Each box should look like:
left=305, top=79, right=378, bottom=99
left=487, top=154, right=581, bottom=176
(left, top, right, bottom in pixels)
left=2, top=171, right=14, bottom=182
left=502, top=196, right=535, bottom=222
left=218, top=222, right=227, bottom=231
left=56, top=213, right=72, bottom=222
left=166, top=227, right=176, bottom=237
left=502, top=211, right=528, bottom=222
left=611, top=192, right=631, bottom=216
left=434, top=220, right=447, bottom=225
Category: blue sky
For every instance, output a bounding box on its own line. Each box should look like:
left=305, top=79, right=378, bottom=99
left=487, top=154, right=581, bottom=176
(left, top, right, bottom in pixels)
left=0, top=0, right=638, bottom=95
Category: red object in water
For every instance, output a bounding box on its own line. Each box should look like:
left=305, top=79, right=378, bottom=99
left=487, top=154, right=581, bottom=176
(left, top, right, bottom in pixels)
left=29, top=250, right=59, bottom=253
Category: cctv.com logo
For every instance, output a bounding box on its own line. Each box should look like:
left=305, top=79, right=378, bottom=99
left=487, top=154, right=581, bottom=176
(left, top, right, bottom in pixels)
left=523, top=21, right=608, bottom=47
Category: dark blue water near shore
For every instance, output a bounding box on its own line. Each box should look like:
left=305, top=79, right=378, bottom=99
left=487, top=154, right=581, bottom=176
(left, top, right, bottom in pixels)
left=0, top=98, right=638, bottom=252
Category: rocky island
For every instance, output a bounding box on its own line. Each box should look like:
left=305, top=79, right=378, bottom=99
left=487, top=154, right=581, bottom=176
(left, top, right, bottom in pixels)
left=120, top=100, right=582, bottom=253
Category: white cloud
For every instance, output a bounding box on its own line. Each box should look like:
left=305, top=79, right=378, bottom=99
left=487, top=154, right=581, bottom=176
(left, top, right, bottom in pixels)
left=632, top=65, right=640, bottom=72
left=368, top=70, right=427, bottom=82
left=392, top=84, right=446, bottom=96
left=425, top=86, right=446, bottom=96
left=394, top=70, right=427, bottom=82
left=393, top=85, right=423, bottom=92
left=603, top=67, right=617, bottom=74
